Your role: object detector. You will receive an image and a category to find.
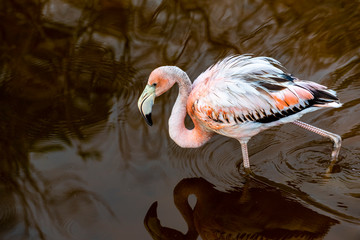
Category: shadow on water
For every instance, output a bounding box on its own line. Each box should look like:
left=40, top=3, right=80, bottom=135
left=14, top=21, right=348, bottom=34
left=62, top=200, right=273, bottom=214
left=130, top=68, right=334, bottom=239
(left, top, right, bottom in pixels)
left=0, top=0, right=360, bottom=239
left=144, top=177, right=339, bottom=240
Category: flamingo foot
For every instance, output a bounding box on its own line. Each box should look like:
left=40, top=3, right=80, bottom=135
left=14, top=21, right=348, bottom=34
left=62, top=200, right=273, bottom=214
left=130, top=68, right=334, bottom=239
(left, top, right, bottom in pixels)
left=292, top=120, right=342, bottom=172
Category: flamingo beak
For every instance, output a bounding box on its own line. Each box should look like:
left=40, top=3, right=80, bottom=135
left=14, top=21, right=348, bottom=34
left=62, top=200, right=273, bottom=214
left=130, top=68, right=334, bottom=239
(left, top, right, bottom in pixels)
left=138, top=84, right=156, bottom=126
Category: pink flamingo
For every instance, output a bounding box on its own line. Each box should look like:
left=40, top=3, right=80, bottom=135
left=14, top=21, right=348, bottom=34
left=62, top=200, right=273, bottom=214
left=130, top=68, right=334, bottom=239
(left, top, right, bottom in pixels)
left=138, top=55, right=342, bottom=170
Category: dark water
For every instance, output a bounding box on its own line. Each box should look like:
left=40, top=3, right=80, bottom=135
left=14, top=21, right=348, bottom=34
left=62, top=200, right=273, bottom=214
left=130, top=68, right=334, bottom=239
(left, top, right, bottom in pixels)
left=0, top=0, right=360, bottom=239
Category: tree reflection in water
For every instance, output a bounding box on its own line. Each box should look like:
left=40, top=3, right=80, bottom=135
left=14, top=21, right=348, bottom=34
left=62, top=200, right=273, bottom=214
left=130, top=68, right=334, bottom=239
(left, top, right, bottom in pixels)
left=145, top=177, right=339, bottom=240
left=0, top=0, right=134, bottom=238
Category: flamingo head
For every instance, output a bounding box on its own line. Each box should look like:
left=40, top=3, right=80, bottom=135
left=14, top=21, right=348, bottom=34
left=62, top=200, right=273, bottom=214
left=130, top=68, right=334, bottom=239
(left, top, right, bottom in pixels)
left=138, top=67, right=178, bottom=126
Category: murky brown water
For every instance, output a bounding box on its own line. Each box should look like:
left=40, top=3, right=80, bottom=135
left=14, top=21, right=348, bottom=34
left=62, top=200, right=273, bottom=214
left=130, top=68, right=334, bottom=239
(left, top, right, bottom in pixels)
left=0, top=0, right=359, bottom=239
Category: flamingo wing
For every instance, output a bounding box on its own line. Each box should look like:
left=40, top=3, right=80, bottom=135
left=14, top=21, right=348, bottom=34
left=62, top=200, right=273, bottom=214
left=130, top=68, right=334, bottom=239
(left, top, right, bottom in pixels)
left=190, top=55, right=340, bottom=130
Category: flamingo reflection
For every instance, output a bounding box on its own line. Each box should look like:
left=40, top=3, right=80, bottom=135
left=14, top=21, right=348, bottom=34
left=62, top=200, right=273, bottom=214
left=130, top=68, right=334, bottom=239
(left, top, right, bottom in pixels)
left=144, top=178, right=338, bottom=240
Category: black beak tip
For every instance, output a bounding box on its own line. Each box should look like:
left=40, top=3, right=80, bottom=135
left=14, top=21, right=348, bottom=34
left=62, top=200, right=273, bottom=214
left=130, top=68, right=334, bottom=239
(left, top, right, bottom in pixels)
left=145, top=113, right=153, bottom=126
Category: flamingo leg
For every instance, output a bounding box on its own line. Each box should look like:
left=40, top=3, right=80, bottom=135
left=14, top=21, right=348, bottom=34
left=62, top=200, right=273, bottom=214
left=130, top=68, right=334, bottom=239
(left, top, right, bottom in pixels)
left=239, top=139, right=251, bottom=169
left=291, top=120, right=342, bottom=161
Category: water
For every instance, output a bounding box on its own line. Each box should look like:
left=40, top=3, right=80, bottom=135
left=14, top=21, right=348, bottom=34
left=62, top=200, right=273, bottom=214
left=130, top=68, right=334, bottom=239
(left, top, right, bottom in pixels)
left=0, top=0, right=359, bottom=239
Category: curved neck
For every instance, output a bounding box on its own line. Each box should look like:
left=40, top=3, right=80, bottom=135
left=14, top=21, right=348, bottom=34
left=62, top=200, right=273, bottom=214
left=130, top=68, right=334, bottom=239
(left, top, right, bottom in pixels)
left=172, top=178, right=215, bottom=239
left=173, top=179, right=199, bottom=240
left=168, top=68, right=212, bottom=148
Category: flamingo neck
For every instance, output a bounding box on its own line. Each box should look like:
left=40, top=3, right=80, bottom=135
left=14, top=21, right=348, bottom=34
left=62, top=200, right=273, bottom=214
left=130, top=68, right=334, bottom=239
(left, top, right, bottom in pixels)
left=172, top=178, right=214, bottom=239
left=168, top=69, right=212, bottom=148
left=173, top=179, right=199, bottom=239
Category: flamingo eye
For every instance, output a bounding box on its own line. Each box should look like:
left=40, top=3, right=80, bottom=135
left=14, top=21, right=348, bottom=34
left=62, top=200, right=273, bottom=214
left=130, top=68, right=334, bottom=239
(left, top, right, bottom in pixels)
left=152, top=83, right=157, bottom=87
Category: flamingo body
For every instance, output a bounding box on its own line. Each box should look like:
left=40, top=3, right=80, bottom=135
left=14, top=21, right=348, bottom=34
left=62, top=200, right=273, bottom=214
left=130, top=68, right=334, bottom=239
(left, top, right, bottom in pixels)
left=187, top=55, right=340, bottom=139
left=138, top=55, right=342, bottom=170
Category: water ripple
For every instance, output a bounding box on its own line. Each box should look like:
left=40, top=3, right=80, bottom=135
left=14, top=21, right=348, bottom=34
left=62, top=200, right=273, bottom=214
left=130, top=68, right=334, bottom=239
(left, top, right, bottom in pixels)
left=62, top=217, right=80, bottom=239
left=169, top=137, right=248, bottom=191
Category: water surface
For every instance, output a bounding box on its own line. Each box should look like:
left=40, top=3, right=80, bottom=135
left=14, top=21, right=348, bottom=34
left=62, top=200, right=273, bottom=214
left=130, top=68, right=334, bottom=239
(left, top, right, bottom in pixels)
left=0, top=0, right=360, bottom=239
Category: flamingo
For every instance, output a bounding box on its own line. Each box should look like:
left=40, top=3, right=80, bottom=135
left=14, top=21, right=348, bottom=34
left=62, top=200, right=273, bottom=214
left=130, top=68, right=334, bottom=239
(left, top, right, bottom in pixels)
left=137, top=55, right=342, bottom=171
left=144, top=178, right=338, bottom=239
